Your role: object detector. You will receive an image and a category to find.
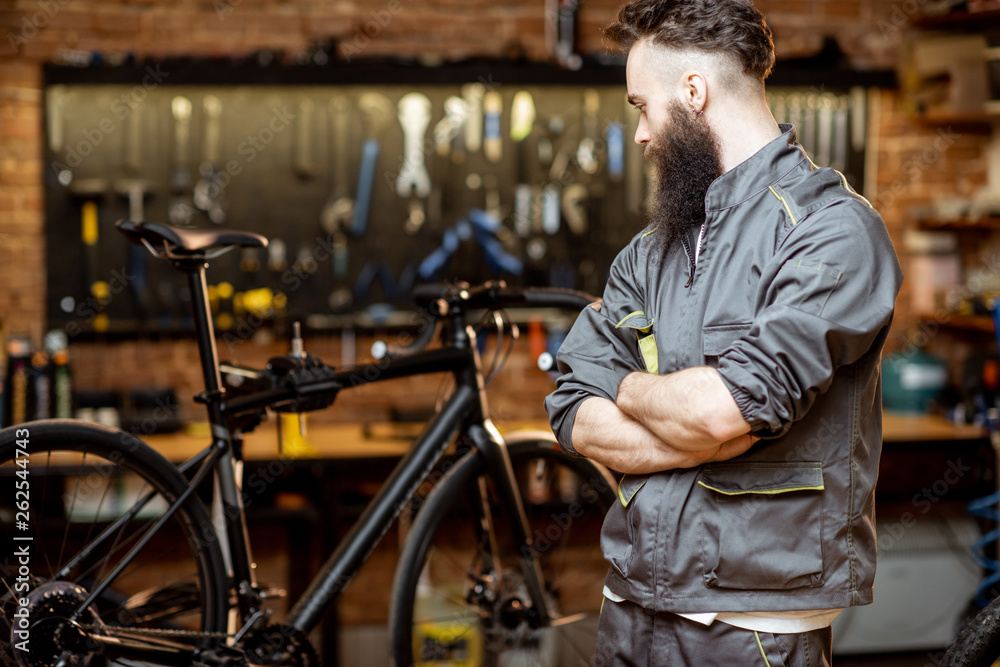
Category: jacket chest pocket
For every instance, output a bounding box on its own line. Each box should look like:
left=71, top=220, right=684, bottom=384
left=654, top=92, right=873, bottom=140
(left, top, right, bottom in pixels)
left=697, top=462, right=825, bottom=591
left=616, top=311, right=658, bottom=374
left=702, top=323, right=751, bottom=368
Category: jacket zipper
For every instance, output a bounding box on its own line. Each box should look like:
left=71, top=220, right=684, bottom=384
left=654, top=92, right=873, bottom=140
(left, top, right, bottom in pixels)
left=680, top=221, right=707, bottom=288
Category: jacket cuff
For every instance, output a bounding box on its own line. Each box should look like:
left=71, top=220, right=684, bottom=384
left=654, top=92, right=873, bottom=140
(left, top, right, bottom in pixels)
left=716, top=361, right=789, bottom=438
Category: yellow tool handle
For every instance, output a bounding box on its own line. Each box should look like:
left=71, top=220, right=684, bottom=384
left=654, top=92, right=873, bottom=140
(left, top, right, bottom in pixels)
left=82, top=200, right=98, bottom=246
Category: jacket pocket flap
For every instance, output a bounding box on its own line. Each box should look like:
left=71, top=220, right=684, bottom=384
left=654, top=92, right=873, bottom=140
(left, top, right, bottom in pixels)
left=702, top=323, right=752, bottom=356
left=698, top=462, right=824, bottom=496
left=618, top=474, right=648, bottom=507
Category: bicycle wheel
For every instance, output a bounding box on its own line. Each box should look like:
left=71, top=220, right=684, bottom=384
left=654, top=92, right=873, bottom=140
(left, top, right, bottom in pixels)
left=942, top=596, right=1000, bottom=667
left=0, top=420, right=229, bottom=666
left=390, top=432, right=616, bottom=667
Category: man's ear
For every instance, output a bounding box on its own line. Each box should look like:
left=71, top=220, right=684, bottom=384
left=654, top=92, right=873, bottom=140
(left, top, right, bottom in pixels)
left=684, top=71, right=708, bottom=115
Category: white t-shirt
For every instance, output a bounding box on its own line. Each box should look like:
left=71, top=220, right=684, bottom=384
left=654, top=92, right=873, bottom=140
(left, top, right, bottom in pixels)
left=602, top=585, right=842, bottom=633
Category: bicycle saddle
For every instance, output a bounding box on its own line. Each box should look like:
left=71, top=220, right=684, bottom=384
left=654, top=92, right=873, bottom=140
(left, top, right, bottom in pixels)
left=116, top=219, right=268, bottom=256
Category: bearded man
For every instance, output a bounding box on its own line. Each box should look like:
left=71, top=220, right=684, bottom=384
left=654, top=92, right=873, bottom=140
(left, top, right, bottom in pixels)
left=544, top=1, right=902, bottom=664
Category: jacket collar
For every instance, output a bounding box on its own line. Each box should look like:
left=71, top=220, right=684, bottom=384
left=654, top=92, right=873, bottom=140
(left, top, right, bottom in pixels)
left=704, top=124, right=808, bottom=213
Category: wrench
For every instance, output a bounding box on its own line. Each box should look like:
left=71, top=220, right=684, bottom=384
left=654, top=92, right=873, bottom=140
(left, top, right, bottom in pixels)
left=396, top=92, right=432, bottom=199
left=168, top=95, right=195, bottom=226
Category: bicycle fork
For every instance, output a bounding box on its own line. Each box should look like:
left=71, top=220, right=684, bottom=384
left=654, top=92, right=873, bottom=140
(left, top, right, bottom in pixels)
left=468, top=421, right=553, bottom=627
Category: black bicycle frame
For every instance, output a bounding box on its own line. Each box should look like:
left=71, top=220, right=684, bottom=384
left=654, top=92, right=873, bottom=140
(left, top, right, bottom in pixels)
left=79, top=259, right=552, bottom=662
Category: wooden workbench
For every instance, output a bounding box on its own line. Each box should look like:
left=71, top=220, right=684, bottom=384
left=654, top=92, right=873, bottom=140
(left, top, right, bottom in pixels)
left=142, top=412, right=987, bottom=463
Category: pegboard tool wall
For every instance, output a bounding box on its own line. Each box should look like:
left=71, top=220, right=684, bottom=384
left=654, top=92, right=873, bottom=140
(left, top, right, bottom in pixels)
left=43, top=64, right=870, bottom=338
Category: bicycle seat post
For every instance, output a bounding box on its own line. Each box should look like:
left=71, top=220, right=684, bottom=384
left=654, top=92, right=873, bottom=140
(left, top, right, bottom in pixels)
left=181, top=258, right=226, bottom=411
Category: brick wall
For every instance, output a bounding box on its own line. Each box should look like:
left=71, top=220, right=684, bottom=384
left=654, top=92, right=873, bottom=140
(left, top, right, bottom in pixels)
left=0, top=0, right=948, bottom=424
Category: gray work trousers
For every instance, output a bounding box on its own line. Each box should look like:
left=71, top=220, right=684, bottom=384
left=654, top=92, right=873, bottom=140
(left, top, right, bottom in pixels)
left=596, top=597, right=833, bottom=667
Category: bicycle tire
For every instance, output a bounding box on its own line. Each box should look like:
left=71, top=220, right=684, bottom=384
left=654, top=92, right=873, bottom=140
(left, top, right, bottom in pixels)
left=389, top=432, right=616, bottom=667
left=942, top=596, right=1000, bottom=667
left=0, top=419, right=229, bottom=666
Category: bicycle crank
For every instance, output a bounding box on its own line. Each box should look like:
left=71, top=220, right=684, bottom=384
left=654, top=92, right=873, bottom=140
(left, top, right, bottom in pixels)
left=240, top=624, right=319, bottom=667
left=11, top=581, right=103, bottom=667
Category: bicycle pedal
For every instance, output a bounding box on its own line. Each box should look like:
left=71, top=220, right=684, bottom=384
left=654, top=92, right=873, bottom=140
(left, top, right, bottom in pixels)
left=193, top=645, right=249, bottom=667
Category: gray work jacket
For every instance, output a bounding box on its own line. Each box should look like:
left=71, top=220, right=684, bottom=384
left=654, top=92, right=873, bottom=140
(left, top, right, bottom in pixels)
left=544, top=125, right=902, bottom=613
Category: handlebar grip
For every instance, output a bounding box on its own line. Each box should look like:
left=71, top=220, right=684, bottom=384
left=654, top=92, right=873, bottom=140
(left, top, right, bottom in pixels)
left=410, top=283, right=454, bottom=309
left=371, top=312, right=439, bottom=360
left=522, top=287, right=599, bottom=311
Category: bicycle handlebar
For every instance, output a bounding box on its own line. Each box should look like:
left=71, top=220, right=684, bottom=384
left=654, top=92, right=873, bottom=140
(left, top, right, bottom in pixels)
left=373, top=281, right=599, bottom=361
left=411, top=281, right=599, bottom=314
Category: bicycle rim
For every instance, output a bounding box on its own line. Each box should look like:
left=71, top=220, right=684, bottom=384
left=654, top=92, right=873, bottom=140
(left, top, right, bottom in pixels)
left=391, top=435, right=615, bottom=667
left=0, top=420, right=229, bottom=666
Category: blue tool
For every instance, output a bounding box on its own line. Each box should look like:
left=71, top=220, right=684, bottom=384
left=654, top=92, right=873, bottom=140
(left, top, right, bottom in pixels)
left=352, top=139, right=379, bottom=236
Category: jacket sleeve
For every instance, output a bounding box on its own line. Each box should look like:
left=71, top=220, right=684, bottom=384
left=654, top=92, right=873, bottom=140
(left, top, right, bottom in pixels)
left=544, top=236, right=650, bottom=454
left=715, top=200, right=902, bottom=438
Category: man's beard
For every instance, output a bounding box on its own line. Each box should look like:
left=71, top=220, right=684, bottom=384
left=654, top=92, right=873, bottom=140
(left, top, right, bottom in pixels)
left=646, top=102, right=724, bottom=254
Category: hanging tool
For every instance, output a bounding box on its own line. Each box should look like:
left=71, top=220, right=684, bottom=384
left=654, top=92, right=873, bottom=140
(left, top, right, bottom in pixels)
left=320, top=96, right=355, bottom=310
left=561, top=183, right=587, bottom=235
left=47, top=85, right=66, bottom=155
left=816, top=93, right=835, bottom=167
left=396, top=92, right=433, bottom=199
left=293, top=97, right=319, bottom=179
left=556, top=0, right=582, bottom=70
left=576, top=89, right=601, bottom=174
left=850, top=87, right=867, bottom=153
left=418, top=209, right=523, bottom=280
left=354, top=92, right=392, bottom=237
left=193, top=94, right=227, bottom=224
left=483, top=91, right=504, bottom=163
left=461, top=83, right=485, bottom=153
left=511, top=91, right=537, bottom=238
left=434, top=96, right=469, bottom=157
left=169, top=95, right=195, bottom=226
left=831, top=94, right=849, bottom=173
left=786, top=92, right=803, bottom=147
left=397, top=93, right=432, bottom=236
left=510, top=91, right=536, bottom=143
left=542, top=184, right=560, bottom=235
left=354, top=260, right=396, bottom=306
left=123, top=93, right=144, bottom=175
left=69, top=178, right=109, bottom=320
left=114, top=179, right=154, bottom=324
left=801, top=93, right=817, bottom=157
left=605, top=121, right=624, bottom=182
left=320, top=96, right=355, bottom=234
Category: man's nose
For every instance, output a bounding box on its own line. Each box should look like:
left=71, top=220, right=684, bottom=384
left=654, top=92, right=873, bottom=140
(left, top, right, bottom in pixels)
left=634, top=117, right=650, bottom=145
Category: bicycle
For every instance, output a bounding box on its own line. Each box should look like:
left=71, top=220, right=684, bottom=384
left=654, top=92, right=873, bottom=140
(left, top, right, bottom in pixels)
left=0, top=219, right=617, bottom=666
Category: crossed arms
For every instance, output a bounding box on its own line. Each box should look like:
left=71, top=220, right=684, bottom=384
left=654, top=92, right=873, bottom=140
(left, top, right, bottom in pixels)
left=571, top=366, right=756, bottom=475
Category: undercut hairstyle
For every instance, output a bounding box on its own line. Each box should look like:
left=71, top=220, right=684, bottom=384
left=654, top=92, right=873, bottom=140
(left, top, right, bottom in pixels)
left=604, top=0, right=775, bottom=83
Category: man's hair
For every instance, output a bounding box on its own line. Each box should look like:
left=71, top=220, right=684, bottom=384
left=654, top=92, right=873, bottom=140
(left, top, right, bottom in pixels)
left=604, top=0, right=775, bottom=83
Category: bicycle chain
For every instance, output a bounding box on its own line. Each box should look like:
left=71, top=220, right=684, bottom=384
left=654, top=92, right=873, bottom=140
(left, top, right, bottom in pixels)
left=79, top=624, right=231, bottom=639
